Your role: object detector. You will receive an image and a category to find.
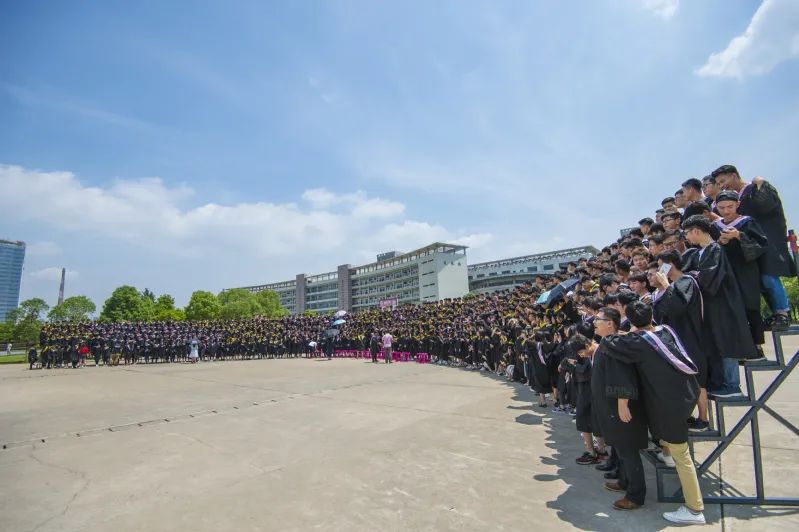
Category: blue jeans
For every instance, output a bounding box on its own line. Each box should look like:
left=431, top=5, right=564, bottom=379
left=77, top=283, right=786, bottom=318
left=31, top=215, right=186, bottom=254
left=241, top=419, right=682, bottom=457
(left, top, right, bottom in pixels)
left=761, top=275, right=790, bottom=313
left=709, top=358, right=741, bottom=394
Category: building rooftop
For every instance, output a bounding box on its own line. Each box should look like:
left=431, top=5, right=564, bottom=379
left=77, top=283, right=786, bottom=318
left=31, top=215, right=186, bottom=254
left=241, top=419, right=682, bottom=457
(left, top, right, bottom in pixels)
left=352, top=242, right=467, bottom=275
left=467, top=245, right=598, bottom=272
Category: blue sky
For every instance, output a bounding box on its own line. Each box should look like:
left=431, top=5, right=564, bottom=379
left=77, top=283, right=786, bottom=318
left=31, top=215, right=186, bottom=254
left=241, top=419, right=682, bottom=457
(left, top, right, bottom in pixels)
left=2, top=0, right=798, bottom=310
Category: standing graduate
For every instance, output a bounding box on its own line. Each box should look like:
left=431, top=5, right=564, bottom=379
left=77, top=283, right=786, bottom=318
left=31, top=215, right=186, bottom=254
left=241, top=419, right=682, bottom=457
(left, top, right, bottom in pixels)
left=681, top=215, right=758, bottom=399
left=601, top=301, right=705, bottom=525
left=651, top=250, right=711, bottom=432
left=713, top=190, right=769, bottom=353
left=574, top=324, right=650, bottom=511
left=586, top=307, right=621, bottom=476
left=528, top=330, right=553, bottom=407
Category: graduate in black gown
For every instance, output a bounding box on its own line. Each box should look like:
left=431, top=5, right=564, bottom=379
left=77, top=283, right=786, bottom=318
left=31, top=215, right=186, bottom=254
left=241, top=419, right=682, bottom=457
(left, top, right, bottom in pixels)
left=574, top=328, right=650, bottom=511
left=713, top=165, right=796, bottom=330
left=681, top=215, right=758, bottom=399
left=586, top=307, right=622, bottom=475
left=712, top=190, right=769, bottom=351
left=601, top=301, right=705, bottom=521
left=528, top=330, right=552, bottom=407
left=651, top=250, right=711, bottom=432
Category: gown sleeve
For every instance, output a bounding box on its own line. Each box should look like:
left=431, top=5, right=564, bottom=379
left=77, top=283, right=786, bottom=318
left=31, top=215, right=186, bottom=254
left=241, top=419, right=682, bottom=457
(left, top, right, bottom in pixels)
left=695, top=243, right=727, bottom=297
left=653, top=277, right=694, bottom=321
left=600, top=334, right=640, bottom=400
left=747, top=182, right=780, bottom=217
left=739, top=219, right=769, bottom=263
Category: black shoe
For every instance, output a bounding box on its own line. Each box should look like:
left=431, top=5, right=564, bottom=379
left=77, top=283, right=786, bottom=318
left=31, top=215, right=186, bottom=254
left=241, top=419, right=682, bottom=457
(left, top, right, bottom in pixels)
left=688, top=419, right=711, bottom=432
left=604, top=470, right=619, bottom=480
left=576, top=452, right=599, bottom=465
left=770, top=314, right=791, bottom=332
left=596, top=461, right=616, bottom=472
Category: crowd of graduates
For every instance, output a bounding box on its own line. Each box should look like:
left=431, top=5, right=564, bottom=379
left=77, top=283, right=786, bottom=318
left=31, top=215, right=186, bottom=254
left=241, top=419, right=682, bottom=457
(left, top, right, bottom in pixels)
left=34, top=164, right=795, bottom=524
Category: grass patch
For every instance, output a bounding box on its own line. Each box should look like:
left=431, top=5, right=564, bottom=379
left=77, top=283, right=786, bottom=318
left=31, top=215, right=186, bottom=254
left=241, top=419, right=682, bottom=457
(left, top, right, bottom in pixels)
left=0, top=354, right=27, bottom=364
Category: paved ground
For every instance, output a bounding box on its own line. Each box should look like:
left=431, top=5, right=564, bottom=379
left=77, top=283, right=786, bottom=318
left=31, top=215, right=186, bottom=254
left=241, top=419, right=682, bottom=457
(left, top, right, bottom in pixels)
left=1, top=335, right=798, bottom=532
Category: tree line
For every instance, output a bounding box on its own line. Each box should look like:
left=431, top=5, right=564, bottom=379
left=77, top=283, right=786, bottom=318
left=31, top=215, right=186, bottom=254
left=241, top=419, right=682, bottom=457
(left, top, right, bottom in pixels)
left=0, top=287, right=288, bottom=348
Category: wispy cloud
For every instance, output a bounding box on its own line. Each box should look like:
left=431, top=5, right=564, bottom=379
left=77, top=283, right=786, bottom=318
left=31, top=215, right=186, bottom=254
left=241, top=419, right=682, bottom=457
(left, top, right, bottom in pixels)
left=1, top=83, right=157, bottom=130
left=696, top=0, right=799, bottom=79
left=28, top=267, right=78, bottom=281
left=640, top=0, right=679, bottom=20
left=26, top=241, right=63, bottom=257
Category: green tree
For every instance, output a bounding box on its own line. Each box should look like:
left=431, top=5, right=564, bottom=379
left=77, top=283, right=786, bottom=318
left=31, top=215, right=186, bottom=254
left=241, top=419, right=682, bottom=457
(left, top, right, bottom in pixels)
left=185, top=291, right=221, bottom=321
left=6, top=298, right=49, bottom=323
left=100, top=286, right=154, bottom=322
left=219, top=299, right=256, bottom=320
left=142, top=288, right=156, bottom=303
left=153, top=294, right=185, bottom=321
left=301, top=309, right=318, bottom=317
left=4, top=298, right=49, bottom=347
left=218, top=288, right=261, bottom=319
left=255, top=290, right=289, bottom=318
left=48, top=295, right=96, bottom=322
left=0, top=321, right=11, bottom=344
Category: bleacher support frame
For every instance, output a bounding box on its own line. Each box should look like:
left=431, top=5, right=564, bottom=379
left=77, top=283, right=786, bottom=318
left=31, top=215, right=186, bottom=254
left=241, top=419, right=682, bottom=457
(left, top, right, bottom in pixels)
left=645, top=326, right=799, bottom=506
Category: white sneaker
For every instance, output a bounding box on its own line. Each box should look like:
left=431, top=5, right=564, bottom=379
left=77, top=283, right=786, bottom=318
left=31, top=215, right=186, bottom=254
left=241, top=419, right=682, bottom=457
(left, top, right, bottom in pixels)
left=656, top=452, right=676, bottom=468
left=663, top=505, right=706, bottom=525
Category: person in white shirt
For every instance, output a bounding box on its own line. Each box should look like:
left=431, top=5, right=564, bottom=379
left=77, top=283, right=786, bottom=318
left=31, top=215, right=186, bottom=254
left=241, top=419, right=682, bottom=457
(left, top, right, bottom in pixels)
left=381, top=332, right=393, bottom=364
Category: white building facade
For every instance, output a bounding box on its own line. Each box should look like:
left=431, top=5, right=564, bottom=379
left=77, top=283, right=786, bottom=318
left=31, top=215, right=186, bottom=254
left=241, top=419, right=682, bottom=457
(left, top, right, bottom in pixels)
left=236, top=242, right=469, bottom=314
left=467, top=246, right=599, bottom=295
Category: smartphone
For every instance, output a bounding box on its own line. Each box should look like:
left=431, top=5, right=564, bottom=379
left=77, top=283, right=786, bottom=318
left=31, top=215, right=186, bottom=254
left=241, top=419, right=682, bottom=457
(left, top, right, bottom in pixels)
left=659, top=263, right=672, bottom=275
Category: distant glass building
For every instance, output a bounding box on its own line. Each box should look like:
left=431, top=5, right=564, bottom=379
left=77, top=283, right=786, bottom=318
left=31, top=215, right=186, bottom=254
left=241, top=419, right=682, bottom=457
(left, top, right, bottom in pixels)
left=0, top=240, right=26, bottom=321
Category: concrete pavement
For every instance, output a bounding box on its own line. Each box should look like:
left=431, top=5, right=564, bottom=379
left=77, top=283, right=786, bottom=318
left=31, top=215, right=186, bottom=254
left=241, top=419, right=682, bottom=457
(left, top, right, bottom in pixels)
left=1, top=339, right=797, bottom=531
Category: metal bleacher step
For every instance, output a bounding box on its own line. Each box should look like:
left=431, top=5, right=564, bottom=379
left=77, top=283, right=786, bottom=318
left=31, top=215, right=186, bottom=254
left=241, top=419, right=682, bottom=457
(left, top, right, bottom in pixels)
left=641, top=449, right=677, bottom=472
left=688, top=429, right=723, bottom=441
left=743, top=359, right=786, bottom=371
left=709, top=396, right=755, bottom=406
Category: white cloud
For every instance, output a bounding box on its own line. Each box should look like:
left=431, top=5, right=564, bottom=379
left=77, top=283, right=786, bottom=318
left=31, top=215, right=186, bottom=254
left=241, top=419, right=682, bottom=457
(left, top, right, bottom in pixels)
left=301, top=188, right=405, bottom=218
left=0, top=165, right=480, bottom=265
left=696, top=0, right=799, bottom=79
left=641, top=0, right=679, bottom=20
left=28, top=267, right=78, bottom=281
left=26, top=241, right=63, bottom=257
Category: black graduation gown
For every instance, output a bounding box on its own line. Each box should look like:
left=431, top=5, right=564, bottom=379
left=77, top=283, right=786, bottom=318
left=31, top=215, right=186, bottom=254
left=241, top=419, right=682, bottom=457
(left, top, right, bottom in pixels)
left=573, top=355, right=593, bottom=433
left=603, top=329, right=700, bottom=444
left=714, top=216, right=768, bottom=311
left=527, top=341, right=551, bottom=394
left=593, top=342, right=649, bottom=450
left=738, top=181, right=796, bottom=278
left=682, top=244, right=758, bottom=359
left=652, top=274, right=709, bottom=386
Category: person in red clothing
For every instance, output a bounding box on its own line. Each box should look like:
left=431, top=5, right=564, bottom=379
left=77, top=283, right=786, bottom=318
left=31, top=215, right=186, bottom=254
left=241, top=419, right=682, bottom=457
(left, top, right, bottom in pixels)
left=78, top=342, right=90, bottom=368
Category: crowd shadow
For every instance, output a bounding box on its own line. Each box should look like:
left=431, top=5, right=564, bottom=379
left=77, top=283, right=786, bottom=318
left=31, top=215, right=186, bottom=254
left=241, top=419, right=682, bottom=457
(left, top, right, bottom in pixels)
left=455, top=365, right=798, bottom=531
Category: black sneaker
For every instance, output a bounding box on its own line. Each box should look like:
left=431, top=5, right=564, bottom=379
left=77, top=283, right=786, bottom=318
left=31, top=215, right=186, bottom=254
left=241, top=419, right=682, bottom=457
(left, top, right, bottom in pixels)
left=576, top=452, right=599, bottom=465
left=596, top=461, right=616, bottom=472
left=604, top=470, right=619, bottom=480
left=688, top=419, right=711, bottom=432
left=770, top=314, right=791, bottom=332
